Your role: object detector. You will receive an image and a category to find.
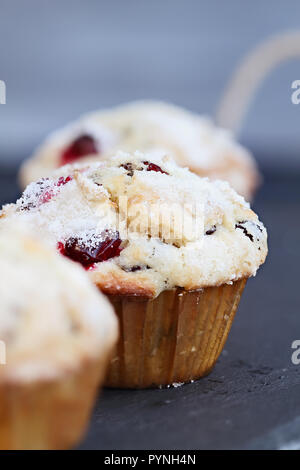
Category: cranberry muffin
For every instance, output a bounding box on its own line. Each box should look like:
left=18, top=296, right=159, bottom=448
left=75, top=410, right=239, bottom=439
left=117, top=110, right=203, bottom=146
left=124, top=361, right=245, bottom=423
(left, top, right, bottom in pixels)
left=20, top=100, right=259, bottom=200
left=5, top=152, right=267, bottom=388
left=0, top=223, right=118, bottom=449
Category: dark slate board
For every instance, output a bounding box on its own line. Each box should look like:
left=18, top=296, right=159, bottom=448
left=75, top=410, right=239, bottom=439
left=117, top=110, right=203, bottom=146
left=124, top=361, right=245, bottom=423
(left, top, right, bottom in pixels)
left=1, top=164, right=299, bottom=450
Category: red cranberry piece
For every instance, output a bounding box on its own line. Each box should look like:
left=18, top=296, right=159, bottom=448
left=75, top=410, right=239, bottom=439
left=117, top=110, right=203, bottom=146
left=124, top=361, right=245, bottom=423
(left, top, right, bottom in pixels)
left=60, top=135, right=98, bottom=166
left=57, top=241, right=65, bottom=254
left=143, top=161, right=169, bottom=175
left=86, top=263, right=97, bottom=271
left=57, top=175, right=73, bottom=186
left=57, top=232, right=123, bottom=268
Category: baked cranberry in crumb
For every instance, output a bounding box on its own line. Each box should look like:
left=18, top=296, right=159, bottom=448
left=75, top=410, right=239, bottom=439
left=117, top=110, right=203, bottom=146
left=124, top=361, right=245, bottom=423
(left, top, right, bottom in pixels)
left=60, top=135, right=98, bottom=166
left=57, top=232, right=123, bottom=268
left=143, top=161, right=169, bottom=175
left=57, top=175, right=73, bottom=186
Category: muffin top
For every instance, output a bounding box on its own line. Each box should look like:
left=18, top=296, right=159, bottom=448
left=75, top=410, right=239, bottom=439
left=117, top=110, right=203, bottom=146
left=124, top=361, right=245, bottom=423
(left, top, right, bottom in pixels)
left=0, top=223, right=118, bottom=383
left=20, top=100, right=259, bottom=200
left=4, top=152, right=267, bottom=298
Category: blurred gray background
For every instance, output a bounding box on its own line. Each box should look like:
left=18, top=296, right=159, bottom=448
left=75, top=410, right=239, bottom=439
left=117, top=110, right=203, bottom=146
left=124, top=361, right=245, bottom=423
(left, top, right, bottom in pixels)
left=1, top=0, right=300, bottom=170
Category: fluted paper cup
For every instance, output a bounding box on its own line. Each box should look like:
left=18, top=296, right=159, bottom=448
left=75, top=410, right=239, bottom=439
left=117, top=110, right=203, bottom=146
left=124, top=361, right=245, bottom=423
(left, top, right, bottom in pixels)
left=105, top=278, right=247, bottom=388
left=0, top=355, right=110, bottom=450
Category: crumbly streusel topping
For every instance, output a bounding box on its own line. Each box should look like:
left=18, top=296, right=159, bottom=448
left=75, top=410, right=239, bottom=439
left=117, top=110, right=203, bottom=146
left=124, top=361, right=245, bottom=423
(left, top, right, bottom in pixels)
left=20, top=100, right=259, bottom=199
left=0, top=223, right=118, bottom=382
left=5, top=152, right=267, bottom=298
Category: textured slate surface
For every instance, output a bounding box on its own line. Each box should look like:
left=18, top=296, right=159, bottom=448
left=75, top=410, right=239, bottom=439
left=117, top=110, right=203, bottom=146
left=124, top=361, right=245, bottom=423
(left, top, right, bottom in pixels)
left=1, top=165, right=299, bottom=450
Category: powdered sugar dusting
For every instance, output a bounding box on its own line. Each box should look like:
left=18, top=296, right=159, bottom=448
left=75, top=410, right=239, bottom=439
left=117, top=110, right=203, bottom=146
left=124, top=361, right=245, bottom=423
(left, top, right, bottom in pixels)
left=2, top=151, right=267, bottom=296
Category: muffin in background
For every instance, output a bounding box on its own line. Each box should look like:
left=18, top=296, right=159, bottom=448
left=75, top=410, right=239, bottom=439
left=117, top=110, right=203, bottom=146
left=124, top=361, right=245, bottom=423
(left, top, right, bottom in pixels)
left=0, top=223, right=118, bottom=449
left=5, top=152, right=267, bottom=388
left=19, top=100, right=260, bottom=200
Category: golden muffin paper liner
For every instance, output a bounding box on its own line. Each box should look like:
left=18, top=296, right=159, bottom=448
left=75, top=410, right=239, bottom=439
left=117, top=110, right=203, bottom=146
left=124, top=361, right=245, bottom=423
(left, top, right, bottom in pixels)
left=106, top=279, right=247, bottom=389
left=0, top=355, right=111, bottom=450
